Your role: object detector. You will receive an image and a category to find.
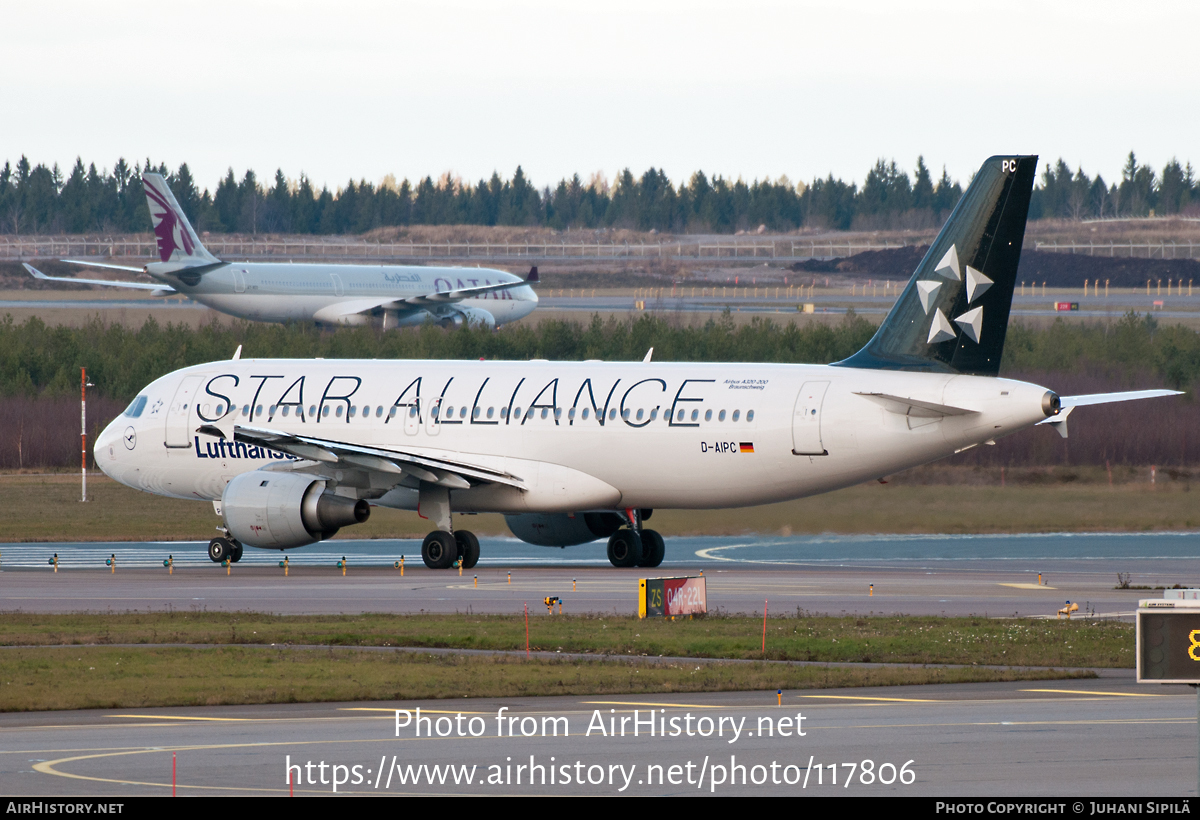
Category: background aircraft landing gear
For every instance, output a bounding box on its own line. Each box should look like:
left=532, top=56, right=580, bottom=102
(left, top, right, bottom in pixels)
left=421, top=531, right=457, bottom=569
left=607, top=529, right=643, bottom=568
left=455, top=531, right=480, bottom=569
left=637, top=529, right=664, bottom=568
left=208, top=537, right=241, bottom=563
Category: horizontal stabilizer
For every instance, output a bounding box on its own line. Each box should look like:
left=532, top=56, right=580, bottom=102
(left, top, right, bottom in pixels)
left=61, top=258, right=145, bottom=272
left=855, top=391, right=977, bottom=418
left=1059, top=389, right=1182, bottom=408
left=1036, top=389, right=1183, bottom=438
left=24, top=263, right=172, bottom=292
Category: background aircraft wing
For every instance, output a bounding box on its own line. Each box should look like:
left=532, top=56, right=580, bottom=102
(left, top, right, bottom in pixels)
left=24, top=263, right=174, bottom=292
left=197, top=423, right=526, bottom=491
left=311, top=269, right=537, bottom=321
left=399, top=275, right=536, bottom=306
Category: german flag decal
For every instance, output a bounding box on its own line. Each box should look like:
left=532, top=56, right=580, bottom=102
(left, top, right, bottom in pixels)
left=739, top=442, right=755, bottom=453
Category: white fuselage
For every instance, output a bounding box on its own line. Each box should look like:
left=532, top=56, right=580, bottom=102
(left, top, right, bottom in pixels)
left=150, top=262, right=538, bottom=327
left=96, top=358, right=1052, bottom=513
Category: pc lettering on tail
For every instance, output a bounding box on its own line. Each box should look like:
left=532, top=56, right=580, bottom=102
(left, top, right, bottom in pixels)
left=94, top=156, right=1180, bottom=569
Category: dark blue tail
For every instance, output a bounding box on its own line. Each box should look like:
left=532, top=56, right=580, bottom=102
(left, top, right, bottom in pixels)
left=836, top=155, right=1037, bottom=377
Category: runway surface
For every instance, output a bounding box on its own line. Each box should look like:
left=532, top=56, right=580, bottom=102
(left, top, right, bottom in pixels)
left=2, top=673, right=1195, bottom=796
left=2, top=533, right=1197, bottom=616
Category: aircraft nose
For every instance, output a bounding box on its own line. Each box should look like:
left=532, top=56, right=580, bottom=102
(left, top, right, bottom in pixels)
left=93, top=416, right=125, bottom=478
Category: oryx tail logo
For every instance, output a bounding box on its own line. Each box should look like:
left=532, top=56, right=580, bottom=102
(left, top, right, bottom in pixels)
left=144, top=176, right=195, bottom=262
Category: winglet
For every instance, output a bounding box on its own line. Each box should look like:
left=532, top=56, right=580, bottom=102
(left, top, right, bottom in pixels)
left=643, top=347, right=654, bottom=363
left=22, top=263, right=49, bottom=281
left=232, top=344, right=242, bottom=361
left=526, top=266, right=539, bottom=283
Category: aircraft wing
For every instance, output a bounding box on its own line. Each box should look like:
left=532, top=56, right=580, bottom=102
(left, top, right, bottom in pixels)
left=398, top=274, right=537, bottom=307
left=196, top=423, right=526, bottom=491
left=24, top=263, right=173, bottom=293
left=1036, top=388, right=1183, bottom=438
left=311, top=268, right=537, bottom=322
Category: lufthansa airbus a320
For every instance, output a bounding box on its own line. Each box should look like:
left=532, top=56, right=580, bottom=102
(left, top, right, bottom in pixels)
left=94, top=156, right=1180, bottom=569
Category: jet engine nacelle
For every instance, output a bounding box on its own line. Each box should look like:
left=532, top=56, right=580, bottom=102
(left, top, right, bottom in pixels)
left=442, top=306, right=497, bottom=330
left=222, top=470, right=370, bottom=549
left=504, top=512, right=623, bottom=547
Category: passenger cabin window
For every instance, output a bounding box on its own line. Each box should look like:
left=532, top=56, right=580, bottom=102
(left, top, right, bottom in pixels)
left=123, top=395, right=148, bottom=418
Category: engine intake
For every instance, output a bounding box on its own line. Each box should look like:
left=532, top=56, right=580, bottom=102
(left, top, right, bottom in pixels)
left=222, top=470, right=370, bottom=549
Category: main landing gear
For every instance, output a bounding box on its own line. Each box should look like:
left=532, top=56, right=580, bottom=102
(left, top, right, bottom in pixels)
left=607, top=528, right=664, bottom=568
left=208, top=536, right=243, bottom=563
left=421, top=530, right=480, bottom=570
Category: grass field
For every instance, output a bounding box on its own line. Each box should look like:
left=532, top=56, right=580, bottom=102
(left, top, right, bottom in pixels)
left=0, top=612, right=1111, bottom=711
left=2, top=472, right=1195, bottom=542
left=0, top=613, right=1134, bottom=668
left=0, top=646, right=1091, bottom=712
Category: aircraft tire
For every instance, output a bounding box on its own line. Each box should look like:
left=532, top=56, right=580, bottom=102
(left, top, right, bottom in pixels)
left=229, top=542, right=244, bottom=563
left=422, top=531, right=457, bottom=569
left=637, top=529, right=665, bottom=568
left=208, top=538, right=233, bottom=563
left=456, top=531, right=480, bottom=569
left=606, top=530, right=643, bottom=568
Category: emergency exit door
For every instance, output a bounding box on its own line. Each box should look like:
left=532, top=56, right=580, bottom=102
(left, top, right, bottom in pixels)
left=791, top=380, right=829, bottom=455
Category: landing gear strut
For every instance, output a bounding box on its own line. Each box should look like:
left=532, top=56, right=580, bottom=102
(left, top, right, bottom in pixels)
left=208, top=537, right=242, bottom=563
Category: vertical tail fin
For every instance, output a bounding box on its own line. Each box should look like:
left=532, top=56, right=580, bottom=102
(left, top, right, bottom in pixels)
left=142, top=173, right=219, bottom=265
left=836, top=155, right=1037, bottom=376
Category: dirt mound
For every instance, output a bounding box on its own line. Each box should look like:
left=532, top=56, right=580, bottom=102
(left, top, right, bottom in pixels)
left=792, top=245, right=1200, bottom=288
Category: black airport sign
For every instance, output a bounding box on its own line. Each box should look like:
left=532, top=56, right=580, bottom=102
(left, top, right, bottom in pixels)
left=1137, top=602, right=1200, bottom=683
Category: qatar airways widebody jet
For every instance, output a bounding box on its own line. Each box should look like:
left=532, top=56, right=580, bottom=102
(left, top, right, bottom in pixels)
left=25, top=173, right=538, bottom=330
left=95, top=156, right=1180, bottom=569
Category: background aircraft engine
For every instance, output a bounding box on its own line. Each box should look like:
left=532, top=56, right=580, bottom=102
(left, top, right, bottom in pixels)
left=222, top=471, right=370, bottom=549
left=448, top=306, right=497, bottom=330
left=504, top=512, right=623, bottom=547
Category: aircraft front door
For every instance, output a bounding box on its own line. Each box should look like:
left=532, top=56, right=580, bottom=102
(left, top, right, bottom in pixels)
left=425, top=397, right=442, bottom=436
left=791, top=380, right=830, bottom=456
left=165, top=375, right=204, bottom=448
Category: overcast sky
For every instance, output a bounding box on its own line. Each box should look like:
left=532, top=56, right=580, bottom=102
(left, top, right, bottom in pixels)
left=3, top=1, right=1197, bottom=193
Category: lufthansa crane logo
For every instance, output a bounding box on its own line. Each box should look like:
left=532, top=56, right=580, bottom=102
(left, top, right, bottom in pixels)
left=123, top=426, right=137, bottom=450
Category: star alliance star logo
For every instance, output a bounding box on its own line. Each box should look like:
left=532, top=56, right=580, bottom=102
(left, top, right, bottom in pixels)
left=922, top=244, right=993, bottom=345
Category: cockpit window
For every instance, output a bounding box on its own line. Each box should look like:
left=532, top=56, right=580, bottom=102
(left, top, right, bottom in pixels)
left=123, top=395, right=148, bottom=418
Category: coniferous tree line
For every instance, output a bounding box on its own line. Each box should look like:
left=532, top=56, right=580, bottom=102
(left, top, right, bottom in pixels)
left=0, top=152, right=1193, bottom=236
left=1, top=311, right=1196, bottom=470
